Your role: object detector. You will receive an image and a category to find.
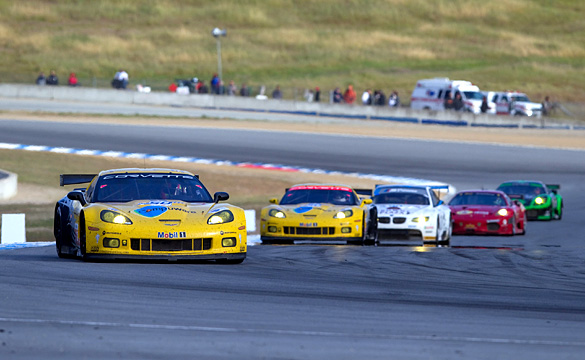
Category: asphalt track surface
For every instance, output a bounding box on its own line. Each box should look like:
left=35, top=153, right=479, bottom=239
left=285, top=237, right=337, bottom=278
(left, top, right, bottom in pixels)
left=1, top=102, right=585, bottom=359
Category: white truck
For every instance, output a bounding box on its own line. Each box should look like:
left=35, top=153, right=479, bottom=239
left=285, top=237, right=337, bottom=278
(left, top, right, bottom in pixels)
left=410, top=78, right=484, bottom=114
left=484, top=91, right=542, bottom=117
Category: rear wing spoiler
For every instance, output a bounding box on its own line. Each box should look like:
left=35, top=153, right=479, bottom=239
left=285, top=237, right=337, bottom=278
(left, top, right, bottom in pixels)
left=354, top=189, right=373, bottom=197
left=546, top=184, right=560, bottom=190
left=60, top=174, right=97, bottom=187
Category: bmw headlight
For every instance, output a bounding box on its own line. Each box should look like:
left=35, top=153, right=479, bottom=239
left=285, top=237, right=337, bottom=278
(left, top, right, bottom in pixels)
left=100, top=210, right=132, bottom=225
left=207, top=210, right=234, bottom=224
left=269, top=209, right=286, bottom=218
left=534, top=196, right=545, bottom=205
left=412, top=216, right=429, bottom=223
left=334, top=210, right=353, bottom=219
left=497, top=209, right=508, bottom=216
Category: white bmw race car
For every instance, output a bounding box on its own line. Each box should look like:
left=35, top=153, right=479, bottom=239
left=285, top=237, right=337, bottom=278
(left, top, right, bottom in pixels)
left=373, top=185, right=452, bottom=246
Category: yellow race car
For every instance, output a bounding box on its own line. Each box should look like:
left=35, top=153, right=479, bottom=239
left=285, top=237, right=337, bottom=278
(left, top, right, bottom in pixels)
left=260, top=184, right=377, bottom=245
left=53, top=168, right=247, bottom=263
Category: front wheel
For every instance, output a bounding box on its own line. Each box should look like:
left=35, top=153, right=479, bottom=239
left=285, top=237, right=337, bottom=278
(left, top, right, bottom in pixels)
left=54, top=209, right=66, bottom=258
left=79, top=215, right=88, bottom=261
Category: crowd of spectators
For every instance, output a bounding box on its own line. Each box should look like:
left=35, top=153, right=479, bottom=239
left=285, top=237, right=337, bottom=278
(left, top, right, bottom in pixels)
left=34, top=69, right=404, bottom=108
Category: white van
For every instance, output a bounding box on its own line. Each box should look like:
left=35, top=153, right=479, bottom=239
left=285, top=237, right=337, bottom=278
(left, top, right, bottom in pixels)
left=410, top=78, right=484, bottom=114
left=484, top=91, right=542, bottom=117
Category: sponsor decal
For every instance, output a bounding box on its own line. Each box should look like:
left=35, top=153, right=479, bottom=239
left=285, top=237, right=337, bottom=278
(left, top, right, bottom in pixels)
left=299, top=222, right=318, bottom=227
left=103, top=174, right=194, bottom=180
left=137, top=201, right=173, bottom=206
left=157, top=232, right=187, bottom=239
left=474, top=211, right=490, bottom=215
left=91, top=246, right=99, bottom=252
left=289, top=185, right=352, bottom=192
left=294, top=206, right=313, bottom=214
left=88, top=226, right=100, bottom=231
left=103, top=231, right=121, bottom=235
left=134, top=206, right=168, bottom=218
left=169, top=207, right=200, bottom=214
left=456, top=210, right=473, bottom=215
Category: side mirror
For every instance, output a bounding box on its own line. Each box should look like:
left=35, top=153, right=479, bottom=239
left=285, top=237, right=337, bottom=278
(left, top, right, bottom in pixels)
left=67, top=190, right=87, bottom=206
left=269, top=198, right=279, bottom=204
left=361, top=198, right=373, bottom=206
left=213, top=192, right=229, bottom=203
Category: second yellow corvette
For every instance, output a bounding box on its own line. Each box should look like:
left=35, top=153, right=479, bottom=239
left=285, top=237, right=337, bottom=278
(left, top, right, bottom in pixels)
left=260, top=184, right=378, bottom=245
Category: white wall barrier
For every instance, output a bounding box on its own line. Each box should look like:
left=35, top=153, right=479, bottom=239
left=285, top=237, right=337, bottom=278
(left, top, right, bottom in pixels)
left=1, top=213, right=26, bottom=244
left=0, top=169, right=17, bottom=200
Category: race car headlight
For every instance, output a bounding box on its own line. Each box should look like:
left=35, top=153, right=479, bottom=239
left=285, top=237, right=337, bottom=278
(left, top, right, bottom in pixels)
left=269, top=209, right=286, bottom=218
left=100, top=210, right=132, bottom=225
left=334, top=210, right=353, bottom=219
left=497, top=209, right=509, bottom=216
left=534, top=196, right=545, bottom=205
left=412, top=216, right=429, bottom=223
left=207, top=210, right=234, bottom=225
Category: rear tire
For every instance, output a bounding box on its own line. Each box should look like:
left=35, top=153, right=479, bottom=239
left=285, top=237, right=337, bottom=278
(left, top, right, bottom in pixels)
left=79, top=215, right=88, bottom=261
left=54, top=208, right=66, bottom=258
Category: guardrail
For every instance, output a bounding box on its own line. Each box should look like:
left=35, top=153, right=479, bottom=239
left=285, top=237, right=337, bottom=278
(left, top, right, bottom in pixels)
left=0, top=84, right=583, bottom=130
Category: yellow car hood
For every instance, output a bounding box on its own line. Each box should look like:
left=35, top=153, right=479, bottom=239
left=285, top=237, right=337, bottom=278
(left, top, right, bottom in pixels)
left=102, top=200, right=225, bottom=225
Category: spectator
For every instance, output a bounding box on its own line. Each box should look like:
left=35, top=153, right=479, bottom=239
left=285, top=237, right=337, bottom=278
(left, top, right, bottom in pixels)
left=36, top=72, right=46, bottom=85
left=169, top=82, right=178, bottom=93
left=111, top=69, right=128, bottom=89
left=361, top=89, right=372, bottom=105
left=343, top=85, right=356, bottom=104
left=453, top=92, right=464, bottom=111
left=272, top=85, right=283, bottom=99
left=314, top=87, right=321, bottom=102
left=388, top=91, right=400, bottom=107
left=67, top=72, right=79, bottom=87
left=304, top=88, right=314, bottom=102
left=480, top=96, right=489, bottom=113
left=228, top=80, right=237, bottom=96
left=210, top=73, right=220, bottom=94
left=374, top=90, right=386, bottom=106
left=240, top=83, right=250, bottom=97
left=46, top=70, right=59, bottom=85
left=198, top=81, right=209, bottom=94
left=332, top=87, right=343, bottom=103
left=444, top=92, right=454, bottom=110
left=542, top=96, right=552, bottom=116
left=217, top=80, right=226, bottom=95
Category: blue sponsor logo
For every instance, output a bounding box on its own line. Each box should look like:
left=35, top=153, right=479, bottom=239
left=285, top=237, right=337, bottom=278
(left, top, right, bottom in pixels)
left=134, top=206, right=168, bottom=218
left=294, top=206, right=312, bottom=214
left=157, top=232, right=187, bottom=239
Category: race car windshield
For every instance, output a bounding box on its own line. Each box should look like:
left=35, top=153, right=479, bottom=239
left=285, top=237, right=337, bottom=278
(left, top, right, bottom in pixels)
left=280, top=189, right=358, bottom=206
left=449, top=193, right=508, bottom=206
left=93, top=173, right=214, bottom=203
left=373, top=193, right=429, bottom=205
left=498, top=185, right=544, bottom=197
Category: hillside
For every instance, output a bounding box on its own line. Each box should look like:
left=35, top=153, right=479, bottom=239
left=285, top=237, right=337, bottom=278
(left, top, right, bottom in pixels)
left=1, top=0, right=584, bottom=106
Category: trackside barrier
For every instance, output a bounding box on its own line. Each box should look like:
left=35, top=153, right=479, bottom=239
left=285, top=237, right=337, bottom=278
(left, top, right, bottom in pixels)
left=0, top=169, right=17, bottom=200
left=1, top=213, right=26, bottom=244
left=245, top=210, right=256, bottom=233
left=0, top=84, right=581, bottom=130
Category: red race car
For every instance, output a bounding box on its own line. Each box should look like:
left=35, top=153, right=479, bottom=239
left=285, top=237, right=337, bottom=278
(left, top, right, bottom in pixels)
left=449, top=190, right=526, bottom=236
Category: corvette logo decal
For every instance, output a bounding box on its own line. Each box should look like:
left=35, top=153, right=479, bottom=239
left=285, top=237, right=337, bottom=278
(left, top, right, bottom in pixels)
left=134, top=206, right=168, bottom=218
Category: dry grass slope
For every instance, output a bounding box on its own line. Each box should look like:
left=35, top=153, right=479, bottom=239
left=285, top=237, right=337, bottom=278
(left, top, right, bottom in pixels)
left=0, top=0, right=583, bottom=103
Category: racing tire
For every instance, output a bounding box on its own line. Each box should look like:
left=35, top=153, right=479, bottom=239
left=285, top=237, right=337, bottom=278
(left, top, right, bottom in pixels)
left=554, top=202, right=563, bottom=220
left=363, top=208, right=378, bottom=246
left=54, top=208, right=66, bottom=258
left=79, top=215, right=88, bottom=261
left=440, top=216, right=452, bottom=247
left=519, top=214, right=527, bottom=235
left=510, top=216, right=517, bottom=236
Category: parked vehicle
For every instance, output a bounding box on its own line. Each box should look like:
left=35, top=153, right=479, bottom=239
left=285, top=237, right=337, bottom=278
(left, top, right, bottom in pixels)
left=410, top=78, right=484, bottom=114
left=484, top=91, right=542, bottom=117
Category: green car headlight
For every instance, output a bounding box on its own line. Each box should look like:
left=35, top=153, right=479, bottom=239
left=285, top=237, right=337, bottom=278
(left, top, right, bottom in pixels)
left=334, top=210, right=353, bottom=219
left=269, top=209, right=286, bottom=218
left=534, top=196, right=546, bottom=205
left=100, top=210, right=132, bottom=225
left=412, top=216, right=429, bottom=223
left=208, top=210, right=234, bottom=225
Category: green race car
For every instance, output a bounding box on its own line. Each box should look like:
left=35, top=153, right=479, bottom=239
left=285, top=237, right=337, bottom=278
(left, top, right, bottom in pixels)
left=496, top=181, right=562, bottom=221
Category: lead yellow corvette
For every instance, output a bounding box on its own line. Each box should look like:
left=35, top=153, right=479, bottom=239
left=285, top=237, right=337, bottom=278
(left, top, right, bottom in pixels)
left=53, top=168, right=247, bottom=263
left=260, top=184, right=378, bottom=245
